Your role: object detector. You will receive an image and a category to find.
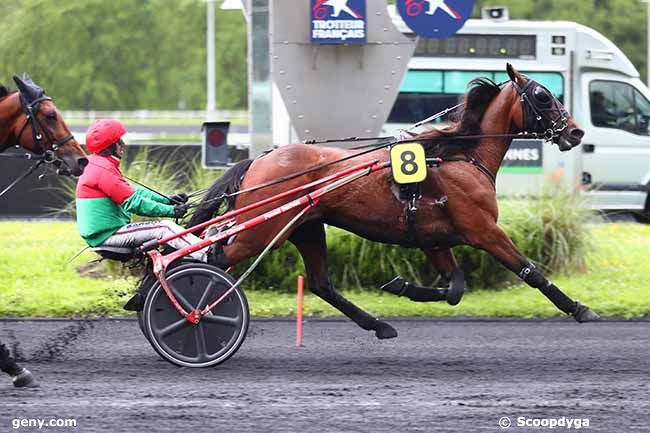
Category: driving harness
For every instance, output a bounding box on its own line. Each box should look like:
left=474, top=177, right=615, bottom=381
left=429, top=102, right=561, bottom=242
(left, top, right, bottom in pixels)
left=394, top=78, right=569, bottom=243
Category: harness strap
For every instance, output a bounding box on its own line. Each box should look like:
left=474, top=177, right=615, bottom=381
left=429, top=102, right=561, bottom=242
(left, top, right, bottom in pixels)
left=442, top=154, right=496, bottom=186
left=397, top=183, right=421, bottom=244
left=0, top=160, right=44, bottom=198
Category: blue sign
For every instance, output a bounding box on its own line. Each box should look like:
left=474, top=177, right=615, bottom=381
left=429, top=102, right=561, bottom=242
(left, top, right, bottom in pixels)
left=396, top=0, right=475, bottom=39
left=311, top=0, right=366, bottom=44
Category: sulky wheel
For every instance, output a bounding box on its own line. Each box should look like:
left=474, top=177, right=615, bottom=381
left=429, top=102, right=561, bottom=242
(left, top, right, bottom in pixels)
left=142, top=263, right=249, bottom=368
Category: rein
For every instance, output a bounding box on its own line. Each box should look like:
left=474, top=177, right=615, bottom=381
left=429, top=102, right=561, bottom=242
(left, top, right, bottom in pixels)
left=191, top=129, right=552, bottom=208
left=190, top=140, right=399, bottom=208
left=0, top=151, right=59, bottom=198
left=189, top=78, right=569, bottom=209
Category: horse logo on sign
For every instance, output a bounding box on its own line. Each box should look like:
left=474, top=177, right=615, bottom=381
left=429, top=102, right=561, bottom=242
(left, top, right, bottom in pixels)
left=397, top=0, right=475, bottom=39
left=311, top=0, right=367, bottom=44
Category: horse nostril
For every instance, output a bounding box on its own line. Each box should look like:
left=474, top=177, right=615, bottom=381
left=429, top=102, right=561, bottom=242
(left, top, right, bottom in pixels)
left=570, top=128, right=585, bottom=140
left=78, top=157, right=89, bottom=168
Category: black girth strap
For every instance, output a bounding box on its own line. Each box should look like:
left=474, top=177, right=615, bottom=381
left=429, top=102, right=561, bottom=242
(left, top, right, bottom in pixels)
left=398, top=183, right=421, bottom=243
left=441, top=154, right=496, bottom=186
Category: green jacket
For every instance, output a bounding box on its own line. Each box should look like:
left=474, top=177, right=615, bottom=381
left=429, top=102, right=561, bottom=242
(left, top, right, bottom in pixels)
left=75, top=154, right=176, bottom=247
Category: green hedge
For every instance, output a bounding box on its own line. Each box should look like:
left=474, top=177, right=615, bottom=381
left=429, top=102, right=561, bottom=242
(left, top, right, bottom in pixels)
left=241, top=187, right=593, bottom=292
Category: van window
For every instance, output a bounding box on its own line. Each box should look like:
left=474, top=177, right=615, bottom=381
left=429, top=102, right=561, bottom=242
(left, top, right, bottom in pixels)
left=388, top=70, right=564, bottom=125
left=590, top=80, right=650, bottom=135
left=633, top=89, right=650, bottom=135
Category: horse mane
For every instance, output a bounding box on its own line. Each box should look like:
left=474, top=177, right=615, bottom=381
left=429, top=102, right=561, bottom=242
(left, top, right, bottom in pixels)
left=188, top=159, right=254, bottom=232
left=417, top=77, right=502, bottom=156
left=0, top=84, right=13, bottom=99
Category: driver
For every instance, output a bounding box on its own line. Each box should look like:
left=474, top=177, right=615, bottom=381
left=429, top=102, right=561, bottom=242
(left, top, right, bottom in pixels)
left=75, top=119, right=207, bottom=261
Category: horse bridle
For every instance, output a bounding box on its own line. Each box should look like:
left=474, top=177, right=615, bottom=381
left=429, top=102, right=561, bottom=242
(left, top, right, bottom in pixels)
left=511, top=78, right=569, bottom=141
left=0, top=94, right=76, bottom=198
left=14, top=94, right=74, bottom=160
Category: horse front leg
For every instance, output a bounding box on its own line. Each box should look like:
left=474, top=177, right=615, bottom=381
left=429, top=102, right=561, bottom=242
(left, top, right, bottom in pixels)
left=471, top=224, right=599, bottom=322
left=290, top=221, right=398, bottom=339
left=380, top=248, right=465, bottom=305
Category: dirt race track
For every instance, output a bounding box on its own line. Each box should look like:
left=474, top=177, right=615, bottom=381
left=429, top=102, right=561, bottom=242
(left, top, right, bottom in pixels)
left=1, top=318, right=648, bottom=433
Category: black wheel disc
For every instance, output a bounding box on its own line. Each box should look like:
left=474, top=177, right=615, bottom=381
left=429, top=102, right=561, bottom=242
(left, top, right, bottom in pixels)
left=143, top=264, right=249, bottom=368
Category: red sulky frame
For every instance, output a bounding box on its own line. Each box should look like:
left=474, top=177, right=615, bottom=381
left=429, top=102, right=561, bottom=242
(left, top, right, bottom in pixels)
left=141, top=159, right=390, bottom=325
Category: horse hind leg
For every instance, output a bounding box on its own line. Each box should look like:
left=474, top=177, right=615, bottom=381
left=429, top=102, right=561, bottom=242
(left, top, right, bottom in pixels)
left=381, top=248, right=465, bottom=306
left=289, top=221, right=398, bottom=340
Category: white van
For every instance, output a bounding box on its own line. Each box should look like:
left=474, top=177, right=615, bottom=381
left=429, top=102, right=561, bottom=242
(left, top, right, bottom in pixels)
left=388, top=10, right=650, bottom=220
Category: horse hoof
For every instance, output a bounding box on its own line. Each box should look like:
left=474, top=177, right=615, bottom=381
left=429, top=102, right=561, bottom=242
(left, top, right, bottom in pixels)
left=12, top=369, right=39, bottom=388
left=573, top=302, right=601, bottom=323
left=446, top=269, right=465, bottom=306
left=375, top=322, right=398, bottom=339
left=380, top=277, right=406, bottom=296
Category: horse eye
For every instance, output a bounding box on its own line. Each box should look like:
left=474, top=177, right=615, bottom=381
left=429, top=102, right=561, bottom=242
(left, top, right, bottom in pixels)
left=45, top=111, right=57, bottom=121
left=533, top=86, right=551, bottom=104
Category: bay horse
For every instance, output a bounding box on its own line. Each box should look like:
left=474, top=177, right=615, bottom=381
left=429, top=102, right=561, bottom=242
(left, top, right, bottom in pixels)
left=1, top=74, right=87, bottom=387
left=0, top=74, right=87, bottom=177
left=189, top=64, right=599, bottom=339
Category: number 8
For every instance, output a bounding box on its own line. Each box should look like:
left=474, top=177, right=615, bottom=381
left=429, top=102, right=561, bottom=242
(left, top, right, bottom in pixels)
left=400, top=150, right=418, bottom=175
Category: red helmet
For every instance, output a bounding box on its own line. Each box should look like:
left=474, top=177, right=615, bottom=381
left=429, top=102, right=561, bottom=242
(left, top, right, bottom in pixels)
left=85, top=119, right=127, bottom=153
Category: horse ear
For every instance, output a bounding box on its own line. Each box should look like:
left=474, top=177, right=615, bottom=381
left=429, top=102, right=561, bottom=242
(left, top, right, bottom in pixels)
left=22, top=73, right=34, bottom=86
left=13, top=74, right=28, bottom=94
left=506, top=63, right=523, bottom=85
left=12, top=73, right=42, bottom=102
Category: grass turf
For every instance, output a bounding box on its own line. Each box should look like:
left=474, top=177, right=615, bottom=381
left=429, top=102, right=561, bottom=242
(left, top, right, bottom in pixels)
left=0, top=221, right=648, bottom=318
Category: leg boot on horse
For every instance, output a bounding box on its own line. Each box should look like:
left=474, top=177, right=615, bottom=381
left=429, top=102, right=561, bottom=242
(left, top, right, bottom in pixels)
left=381, top=248, right=465, bottom=305
left=381, top=268, right=465, bottom=305
left=0, top=342, right=38, bottom=388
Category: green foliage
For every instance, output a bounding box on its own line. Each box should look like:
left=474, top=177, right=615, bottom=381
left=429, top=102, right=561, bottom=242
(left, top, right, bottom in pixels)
left=0, top=221, right=134, bottom=317
left=242, top=186, right=593, bottom=291
left=0, top=0, right=247, bottom=110
left=0, top=1, right=647, bottom=110
left=1, top=222, right=648, bottom=318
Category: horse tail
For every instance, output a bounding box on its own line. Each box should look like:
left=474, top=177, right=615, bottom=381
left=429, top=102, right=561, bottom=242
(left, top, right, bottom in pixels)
left=188, top=159, right=254, bottom=229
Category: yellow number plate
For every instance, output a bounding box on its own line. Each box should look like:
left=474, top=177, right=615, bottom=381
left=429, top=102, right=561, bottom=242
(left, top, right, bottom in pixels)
left=390, top=143, right=427, bottom=184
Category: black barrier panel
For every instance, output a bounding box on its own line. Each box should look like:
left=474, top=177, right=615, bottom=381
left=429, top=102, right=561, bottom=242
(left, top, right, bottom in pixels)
left=0, top=145, right=202, bottom=218
left=202, top=121, right=230, bottom=168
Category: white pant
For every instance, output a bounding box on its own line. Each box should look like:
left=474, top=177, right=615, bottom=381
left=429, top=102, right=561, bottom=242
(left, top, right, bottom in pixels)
left=100, top=220, right=207, bottom=261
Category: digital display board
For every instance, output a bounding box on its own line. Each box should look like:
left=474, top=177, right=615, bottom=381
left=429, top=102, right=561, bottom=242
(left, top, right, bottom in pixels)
left=413, top=35, right=536, bottom=59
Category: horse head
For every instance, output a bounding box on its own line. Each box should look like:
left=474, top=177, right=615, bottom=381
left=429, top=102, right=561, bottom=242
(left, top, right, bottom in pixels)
left=10, top=74, right=88, bottom=175
left=506, top=63, right=584, bottom=151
